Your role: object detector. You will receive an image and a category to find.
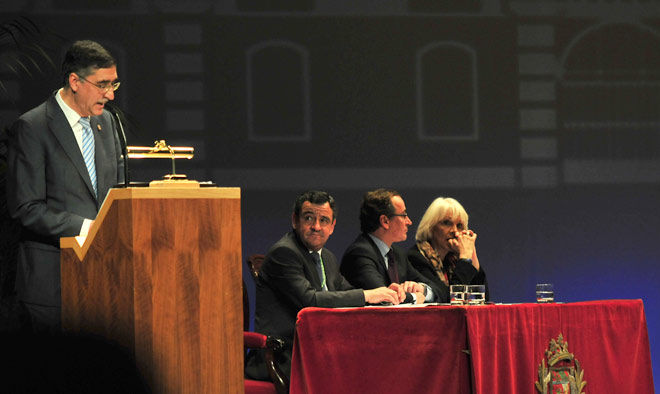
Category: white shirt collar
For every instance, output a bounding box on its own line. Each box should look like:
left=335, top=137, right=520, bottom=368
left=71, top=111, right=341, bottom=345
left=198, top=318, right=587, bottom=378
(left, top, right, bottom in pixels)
left=367, top=233, right=390, bottom=258
left=54, top=88, right=85, bottom=127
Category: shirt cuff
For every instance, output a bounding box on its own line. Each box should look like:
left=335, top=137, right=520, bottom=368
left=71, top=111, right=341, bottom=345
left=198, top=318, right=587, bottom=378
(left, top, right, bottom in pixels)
left=80, top=219, right=93, bottom=237
left=422, top=283, right=435, bottom=302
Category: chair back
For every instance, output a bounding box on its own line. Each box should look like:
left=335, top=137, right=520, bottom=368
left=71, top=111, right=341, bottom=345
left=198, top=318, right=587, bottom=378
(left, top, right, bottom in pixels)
left=243, top=254, right=289, bottom=394
left=247, top=254, right=265, bottom=278
left=244, top=254, right=265, bottom=331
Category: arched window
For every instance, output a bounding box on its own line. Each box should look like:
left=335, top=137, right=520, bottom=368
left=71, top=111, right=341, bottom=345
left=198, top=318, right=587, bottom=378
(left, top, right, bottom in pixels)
left=246, top=41, right=311, bottom=141
left=559, top=22, right=660, bottom=159
left=416, top=42, right=478, bottom=141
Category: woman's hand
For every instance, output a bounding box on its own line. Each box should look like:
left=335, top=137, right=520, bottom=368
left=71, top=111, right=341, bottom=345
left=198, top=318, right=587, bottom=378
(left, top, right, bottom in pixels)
left=449, top=230, right=477, bottom=260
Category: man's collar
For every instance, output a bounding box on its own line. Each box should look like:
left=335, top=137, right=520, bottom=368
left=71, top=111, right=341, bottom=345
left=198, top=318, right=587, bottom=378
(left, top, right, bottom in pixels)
left=367, top=233, right=390, bottom=258
left=55, top=88, right=83, bottom=128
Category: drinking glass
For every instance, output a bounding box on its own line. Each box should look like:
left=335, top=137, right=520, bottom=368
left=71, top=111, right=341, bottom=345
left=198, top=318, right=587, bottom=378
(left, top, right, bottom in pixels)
left=449, top=284, right=467, bottom=305
left=536, top=283, right=554, bottom=303
left=466, top=284, right=486, bottom=305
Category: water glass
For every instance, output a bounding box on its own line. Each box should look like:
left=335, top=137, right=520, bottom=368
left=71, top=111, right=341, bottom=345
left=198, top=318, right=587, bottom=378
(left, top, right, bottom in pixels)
left=449, top=284, right=467, bottom=305
left=466, top=284, right=486, bottom=305
left=536, top=283, right=554, bottom=303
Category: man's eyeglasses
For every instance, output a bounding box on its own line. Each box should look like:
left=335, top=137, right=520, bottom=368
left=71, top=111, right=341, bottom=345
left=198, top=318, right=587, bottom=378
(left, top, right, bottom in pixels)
left=390, top=213, right=409, bottom=219
left=78, top=75, right=120, bottom=93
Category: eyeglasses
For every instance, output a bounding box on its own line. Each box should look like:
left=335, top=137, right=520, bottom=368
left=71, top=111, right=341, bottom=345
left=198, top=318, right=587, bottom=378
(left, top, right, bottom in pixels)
left=390, top=213, right=409, bottom=219
left=78, top=74, right=120, bottom=93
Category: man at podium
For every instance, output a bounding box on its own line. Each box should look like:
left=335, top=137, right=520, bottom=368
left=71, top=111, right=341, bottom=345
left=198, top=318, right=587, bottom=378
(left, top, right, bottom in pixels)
left=246, top=190, right=404, bottom=381
left=6, top=40, right=124, bottom=334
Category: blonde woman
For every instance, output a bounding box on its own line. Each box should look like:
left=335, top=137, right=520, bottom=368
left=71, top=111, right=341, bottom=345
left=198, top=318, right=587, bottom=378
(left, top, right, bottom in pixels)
left=407, top=197, right=489, bottom=303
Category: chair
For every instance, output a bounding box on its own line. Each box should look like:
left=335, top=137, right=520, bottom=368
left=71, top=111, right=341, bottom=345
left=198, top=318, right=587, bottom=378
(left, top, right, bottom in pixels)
left=244, top=254, right=265, bottom=331
left=244, top=254, right=289, bottom=394
left=244, top=332, right=288, bottom=394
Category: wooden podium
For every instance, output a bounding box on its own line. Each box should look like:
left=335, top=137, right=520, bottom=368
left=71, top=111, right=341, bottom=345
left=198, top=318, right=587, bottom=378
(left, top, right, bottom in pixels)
left=60, top=187, right=243, bottom=394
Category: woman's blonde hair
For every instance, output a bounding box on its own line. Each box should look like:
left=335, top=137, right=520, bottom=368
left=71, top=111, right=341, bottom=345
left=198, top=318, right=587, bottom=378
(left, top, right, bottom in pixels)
left=415, top=197, right=469, bottom=242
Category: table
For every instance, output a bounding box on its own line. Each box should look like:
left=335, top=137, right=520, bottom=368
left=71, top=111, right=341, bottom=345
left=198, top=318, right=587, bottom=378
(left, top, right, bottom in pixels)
left=290, top=300, right=654, bottom=394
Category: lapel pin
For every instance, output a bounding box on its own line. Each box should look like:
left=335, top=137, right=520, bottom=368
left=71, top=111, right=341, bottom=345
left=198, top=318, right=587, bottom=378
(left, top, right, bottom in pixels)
left=97, top=124, right=102, bottom=131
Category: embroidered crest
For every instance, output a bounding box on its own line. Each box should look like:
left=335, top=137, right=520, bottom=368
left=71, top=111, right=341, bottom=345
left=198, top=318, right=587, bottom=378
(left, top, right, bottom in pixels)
left=535, top=334, right=586, bottom=394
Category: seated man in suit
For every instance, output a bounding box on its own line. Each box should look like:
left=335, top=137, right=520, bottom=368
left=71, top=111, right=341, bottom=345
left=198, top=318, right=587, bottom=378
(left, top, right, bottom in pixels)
left=245, top=190, right=404, bottom=382
left=341, top=188, right=439, bottom=304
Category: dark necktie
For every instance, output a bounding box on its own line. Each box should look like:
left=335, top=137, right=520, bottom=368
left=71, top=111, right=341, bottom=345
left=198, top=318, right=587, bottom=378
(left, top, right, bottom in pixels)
left=311, top=252, right=328, bottom=291
left=386, top=249, right=400, bottom=284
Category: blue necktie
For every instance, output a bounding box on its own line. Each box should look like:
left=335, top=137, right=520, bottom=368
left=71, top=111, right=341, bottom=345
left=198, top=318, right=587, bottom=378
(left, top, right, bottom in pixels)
left=79, top=117, right=97, bottom=197
left=311, top=252, right=328, bottom=291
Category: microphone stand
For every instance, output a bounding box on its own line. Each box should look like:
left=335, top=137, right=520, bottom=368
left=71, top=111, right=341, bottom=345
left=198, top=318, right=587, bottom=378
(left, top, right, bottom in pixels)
left=107, top=105, right=130, bottom=188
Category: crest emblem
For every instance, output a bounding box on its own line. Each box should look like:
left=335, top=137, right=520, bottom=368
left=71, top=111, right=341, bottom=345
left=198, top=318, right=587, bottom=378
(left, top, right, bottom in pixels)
left=535, top=333, right=586, bottom=394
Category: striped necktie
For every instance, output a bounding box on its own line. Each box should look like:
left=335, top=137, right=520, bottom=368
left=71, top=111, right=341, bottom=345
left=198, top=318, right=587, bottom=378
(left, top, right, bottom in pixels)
left=79, top=117, right=97, bottom=197
left=311, top=252, right=328, bottom=291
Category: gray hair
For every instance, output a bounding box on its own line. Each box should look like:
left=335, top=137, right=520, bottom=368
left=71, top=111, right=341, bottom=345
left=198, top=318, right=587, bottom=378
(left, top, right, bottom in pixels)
left=415, top=197, right=469, bottom=242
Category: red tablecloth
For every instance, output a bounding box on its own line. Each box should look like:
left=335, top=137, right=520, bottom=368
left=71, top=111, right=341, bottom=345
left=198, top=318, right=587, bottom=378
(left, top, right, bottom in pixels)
left=290, top=300, right=654, bottom=394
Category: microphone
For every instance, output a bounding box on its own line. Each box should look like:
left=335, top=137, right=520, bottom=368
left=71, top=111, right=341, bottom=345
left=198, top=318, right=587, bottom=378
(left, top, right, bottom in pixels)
left=105, top=103, right=130, bottom=188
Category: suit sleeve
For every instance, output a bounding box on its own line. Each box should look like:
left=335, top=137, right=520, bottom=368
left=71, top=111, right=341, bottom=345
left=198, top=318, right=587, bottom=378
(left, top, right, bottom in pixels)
left=262, top=245, right=365, bottom=309
left=7, top=117, right=85, bottom=240
left=407, top=247, right=450, bottom=303
left=391, top=247, right=440, bottom=302
left=327, top=259, right=357, bottom=292
left=451, top=260, right=485, bottom=285
left=397, top=248, right=430, bottom=284
left=451, top=260, right=489, bottom=301
left=340, top=247, right=390, bottom=290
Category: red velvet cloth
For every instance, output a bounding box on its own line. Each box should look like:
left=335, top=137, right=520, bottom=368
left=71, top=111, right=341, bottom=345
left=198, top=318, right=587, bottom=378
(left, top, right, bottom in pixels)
left=290, top=300, right=654, bottom=394
left=290, top=306, right=471, bottom=394
left=245, top=379, right=277, bottom=394
left=244, top=331, right=268, bottom=348
left=467, top=300, right=655, bottom=394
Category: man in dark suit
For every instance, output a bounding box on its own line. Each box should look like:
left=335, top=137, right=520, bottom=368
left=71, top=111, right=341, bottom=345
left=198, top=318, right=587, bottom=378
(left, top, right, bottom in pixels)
left=6, top=40, right=124, bottom=334
left=246, top=190, right=403, bottom=382
left=341, top=188, right=440, bottom=304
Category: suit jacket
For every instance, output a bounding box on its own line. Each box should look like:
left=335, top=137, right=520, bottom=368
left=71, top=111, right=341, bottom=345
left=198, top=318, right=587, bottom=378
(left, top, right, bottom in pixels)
left=6, top=92, right=124, bottom=306
left=340, top=233, right=442, bottom=301
left=407, top=245, right=489, bottom=303
left=246, top=230, right=364, bottom=381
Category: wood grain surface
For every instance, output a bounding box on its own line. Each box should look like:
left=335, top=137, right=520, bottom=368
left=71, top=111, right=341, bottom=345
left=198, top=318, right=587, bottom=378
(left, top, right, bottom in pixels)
left=61, top=187, right=243, bottom=394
